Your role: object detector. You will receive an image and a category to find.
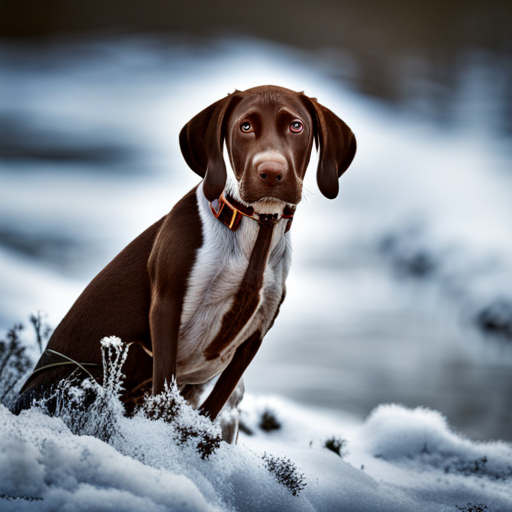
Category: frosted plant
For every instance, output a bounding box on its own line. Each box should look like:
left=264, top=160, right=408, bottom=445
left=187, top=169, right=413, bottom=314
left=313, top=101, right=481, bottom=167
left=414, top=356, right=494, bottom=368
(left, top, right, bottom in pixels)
left=324, top=436, right=348, bottom=458
left=83, top=336, right=130, bottom=442
left=0, top=324, right=32, bottom=406
left=37, top=336, right=129, bottom=443
left=1, top=314, right=51, bottom=408
left=140, top=380, right=222, bottom=459
left=262, top=453, right=307, bottom=496
left=100, top=336, right=130, bottom=400
left=36, top=337, right=221, bottom=458
left=259, top=408, right=281, bottom=431
left=455, top=504, right=489, bottom=512
left=28, top=311, right=52, bottom=355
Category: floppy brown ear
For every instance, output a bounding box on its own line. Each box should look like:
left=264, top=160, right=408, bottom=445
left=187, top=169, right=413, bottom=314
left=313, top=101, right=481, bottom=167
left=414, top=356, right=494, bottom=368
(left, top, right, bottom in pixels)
left=301, top=96, right=357, bottom=199
left=179, top=93, right=240, bottom=202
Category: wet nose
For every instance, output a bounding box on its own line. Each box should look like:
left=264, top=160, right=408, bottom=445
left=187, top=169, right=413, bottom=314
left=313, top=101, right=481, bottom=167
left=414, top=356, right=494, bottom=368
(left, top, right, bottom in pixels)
left=258, top=162, right=285, bottom=187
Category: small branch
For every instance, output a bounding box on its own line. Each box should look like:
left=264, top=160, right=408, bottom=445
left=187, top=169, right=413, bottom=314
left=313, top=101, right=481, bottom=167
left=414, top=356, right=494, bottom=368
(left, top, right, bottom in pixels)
left=29, top=312, right=52, bottom=354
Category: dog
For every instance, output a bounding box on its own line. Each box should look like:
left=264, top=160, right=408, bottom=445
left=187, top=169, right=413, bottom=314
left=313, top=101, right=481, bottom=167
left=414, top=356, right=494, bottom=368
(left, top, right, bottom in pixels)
left=16, top=85, right=356, bottom=441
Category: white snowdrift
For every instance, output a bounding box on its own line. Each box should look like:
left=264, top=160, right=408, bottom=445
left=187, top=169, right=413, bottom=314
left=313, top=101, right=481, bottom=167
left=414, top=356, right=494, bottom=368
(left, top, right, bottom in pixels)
left=1, top=395, right=511, bottom=512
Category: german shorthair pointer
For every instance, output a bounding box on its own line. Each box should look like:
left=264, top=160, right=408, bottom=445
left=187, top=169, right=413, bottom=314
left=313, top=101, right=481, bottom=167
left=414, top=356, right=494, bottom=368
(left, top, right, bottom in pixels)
left=16, top=85, right=356, bottom=441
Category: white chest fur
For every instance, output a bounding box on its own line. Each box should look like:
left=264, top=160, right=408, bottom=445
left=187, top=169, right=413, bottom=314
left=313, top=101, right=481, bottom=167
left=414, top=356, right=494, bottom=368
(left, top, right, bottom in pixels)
left=176, top=183, right=292, bottom=385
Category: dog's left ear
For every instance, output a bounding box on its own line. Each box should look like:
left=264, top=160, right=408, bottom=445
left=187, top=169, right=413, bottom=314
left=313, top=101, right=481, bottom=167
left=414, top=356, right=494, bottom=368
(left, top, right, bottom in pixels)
left=180, top=93, right=241, bottom=202
left=301, top=95, right=357, bottom=199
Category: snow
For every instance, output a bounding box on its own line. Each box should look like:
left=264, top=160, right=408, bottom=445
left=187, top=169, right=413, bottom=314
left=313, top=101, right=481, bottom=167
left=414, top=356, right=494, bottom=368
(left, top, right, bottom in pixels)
left=2, top=341, right=512, bottom=512
left=1, top=394, right=511, bottom=511
left=0, top=406, right=214, bottom=512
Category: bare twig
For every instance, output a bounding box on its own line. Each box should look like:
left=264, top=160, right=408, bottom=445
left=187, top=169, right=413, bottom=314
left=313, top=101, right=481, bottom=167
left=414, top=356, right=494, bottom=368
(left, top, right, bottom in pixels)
left=29, top=311, right=52, bottom=354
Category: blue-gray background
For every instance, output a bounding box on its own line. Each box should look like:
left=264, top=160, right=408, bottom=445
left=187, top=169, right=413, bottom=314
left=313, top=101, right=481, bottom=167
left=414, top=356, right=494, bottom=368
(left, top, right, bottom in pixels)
left=1, top=0, right=511, bottom=441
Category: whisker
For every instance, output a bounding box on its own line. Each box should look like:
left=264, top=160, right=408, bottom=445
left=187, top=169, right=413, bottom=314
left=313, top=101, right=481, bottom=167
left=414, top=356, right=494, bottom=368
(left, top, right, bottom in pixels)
left=302, top=186, right=314, bottom=203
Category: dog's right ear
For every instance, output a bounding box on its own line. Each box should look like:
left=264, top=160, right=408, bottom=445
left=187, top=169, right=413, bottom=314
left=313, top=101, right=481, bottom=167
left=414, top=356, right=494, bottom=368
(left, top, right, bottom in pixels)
left=180, top=93, right=241, bottom=202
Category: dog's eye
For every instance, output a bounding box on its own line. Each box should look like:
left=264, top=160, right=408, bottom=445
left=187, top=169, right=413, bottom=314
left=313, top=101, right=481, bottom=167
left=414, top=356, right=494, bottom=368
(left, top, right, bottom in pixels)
left=240, top=122, right=253, bottom=133
left=290, top=120, right=303, bottom=133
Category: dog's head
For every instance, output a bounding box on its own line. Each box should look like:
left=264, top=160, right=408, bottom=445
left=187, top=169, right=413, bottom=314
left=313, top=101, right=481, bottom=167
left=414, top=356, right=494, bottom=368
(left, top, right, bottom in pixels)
left=179, top=85, right=356, bottom=207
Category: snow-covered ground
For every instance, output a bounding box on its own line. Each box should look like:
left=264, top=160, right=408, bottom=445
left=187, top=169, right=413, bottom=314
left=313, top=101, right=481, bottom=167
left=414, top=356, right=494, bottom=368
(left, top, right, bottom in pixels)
left=2, top=390, right=512, bottom=511
left=2, top=335, right=512, bottom=510
left=1, top=35, right=512, bottom=511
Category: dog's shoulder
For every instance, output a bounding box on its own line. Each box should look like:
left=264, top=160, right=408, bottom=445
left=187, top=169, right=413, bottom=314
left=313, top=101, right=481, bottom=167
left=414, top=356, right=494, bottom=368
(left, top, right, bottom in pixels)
left=148, top=185, right=203, bottom=292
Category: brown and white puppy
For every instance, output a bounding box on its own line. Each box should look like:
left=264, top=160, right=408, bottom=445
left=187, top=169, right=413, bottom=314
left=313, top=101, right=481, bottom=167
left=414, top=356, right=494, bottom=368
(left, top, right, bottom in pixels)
left=16, top=85, right=356, bottom=441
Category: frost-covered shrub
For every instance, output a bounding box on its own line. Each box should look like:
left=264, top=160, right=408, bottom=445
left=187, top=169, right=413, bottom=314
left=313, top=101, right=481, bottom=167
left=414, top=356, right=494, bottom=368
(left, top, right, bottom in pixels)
left=455, top=504, right=489, bottom=512
left=0, top=324, right=32, bottom=405
left=324, top=436, right=348, bottom=458
left=29, top=311, right=52, bottom=354
left=139, top=381, right=221, bottom=460
left=259, top=408, right=281, bottom=431
left=38, top=336, right=127, bottom=443
left=443, top=454, right=512, bottom=480
left=37, top=336, right=222, bottom=458
left=0, top=493, right=43, bottom=503
left=261, top=453, right=306, bottom=496
left=1, top=313, right=52, bottom=407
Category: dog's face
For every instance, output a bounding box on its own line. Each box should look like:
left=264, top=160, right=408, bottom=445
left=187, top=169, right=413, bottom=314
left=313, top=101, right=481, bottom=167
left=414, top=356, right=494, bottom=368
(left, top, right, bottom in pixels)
left=225, top=89, right=315, bottom=205
left=179, top=85, right=357, bottom=205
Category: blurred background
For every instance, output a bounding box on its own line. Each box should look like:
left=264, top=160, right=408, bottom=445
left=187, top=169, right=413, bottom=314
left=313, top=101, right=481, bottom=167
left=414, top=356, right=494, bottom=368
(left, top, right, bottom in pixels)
left=1, top=0, right=511, bottom=441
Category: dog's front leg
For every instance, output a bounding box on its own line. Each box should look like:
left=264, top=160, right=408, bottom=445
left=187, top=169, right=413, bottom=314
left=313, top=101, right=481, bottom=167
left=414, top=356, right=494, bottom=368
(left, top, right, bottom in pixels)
left=199, top=330, right=262, bottom=420
left=147, top=187, right=203, bottom=395
left=150, top=295, right=182, bottom=395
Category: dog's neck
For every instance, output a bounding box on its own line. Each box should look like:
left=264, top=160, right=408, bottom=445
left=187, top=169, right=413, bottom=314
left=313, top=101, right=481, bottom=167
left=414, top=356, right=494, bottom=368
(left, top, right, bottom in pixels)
left=209, top=191, right=295, bottom=233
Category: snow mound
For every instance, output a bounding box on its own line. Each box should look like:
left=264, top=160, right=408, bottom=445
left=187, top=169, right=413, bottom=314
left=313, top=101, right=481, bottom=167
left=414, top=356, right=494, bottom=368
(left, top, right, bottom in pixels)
left=2, top=396, right=512, bottom=511
left=0, top=405, right=214, bottom=512
left=361, top=404, right=512, bottom=476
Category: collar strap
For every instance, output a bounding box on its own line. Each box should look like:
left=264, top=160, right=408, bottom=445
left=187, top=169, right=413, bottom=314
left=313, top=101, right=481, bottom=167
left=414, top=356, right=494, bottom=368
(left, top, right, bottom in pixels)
left=209, top=193, right=296, bottom=232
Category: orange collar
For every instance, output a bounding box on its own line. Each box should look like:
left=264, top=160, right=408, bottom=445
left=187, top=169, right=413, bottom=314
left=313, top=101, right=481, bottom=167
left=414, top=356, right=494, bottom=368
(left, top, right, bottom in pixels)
left=209, top=193, right=295, bottom=232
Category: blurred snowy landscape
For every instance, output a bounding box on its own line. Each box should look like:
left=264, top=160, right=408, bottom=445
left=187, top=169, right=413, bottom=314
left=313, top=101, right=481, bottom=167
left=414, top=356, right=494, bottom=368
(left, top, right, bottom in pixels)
left=1, top=36, right=512, bottom=510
